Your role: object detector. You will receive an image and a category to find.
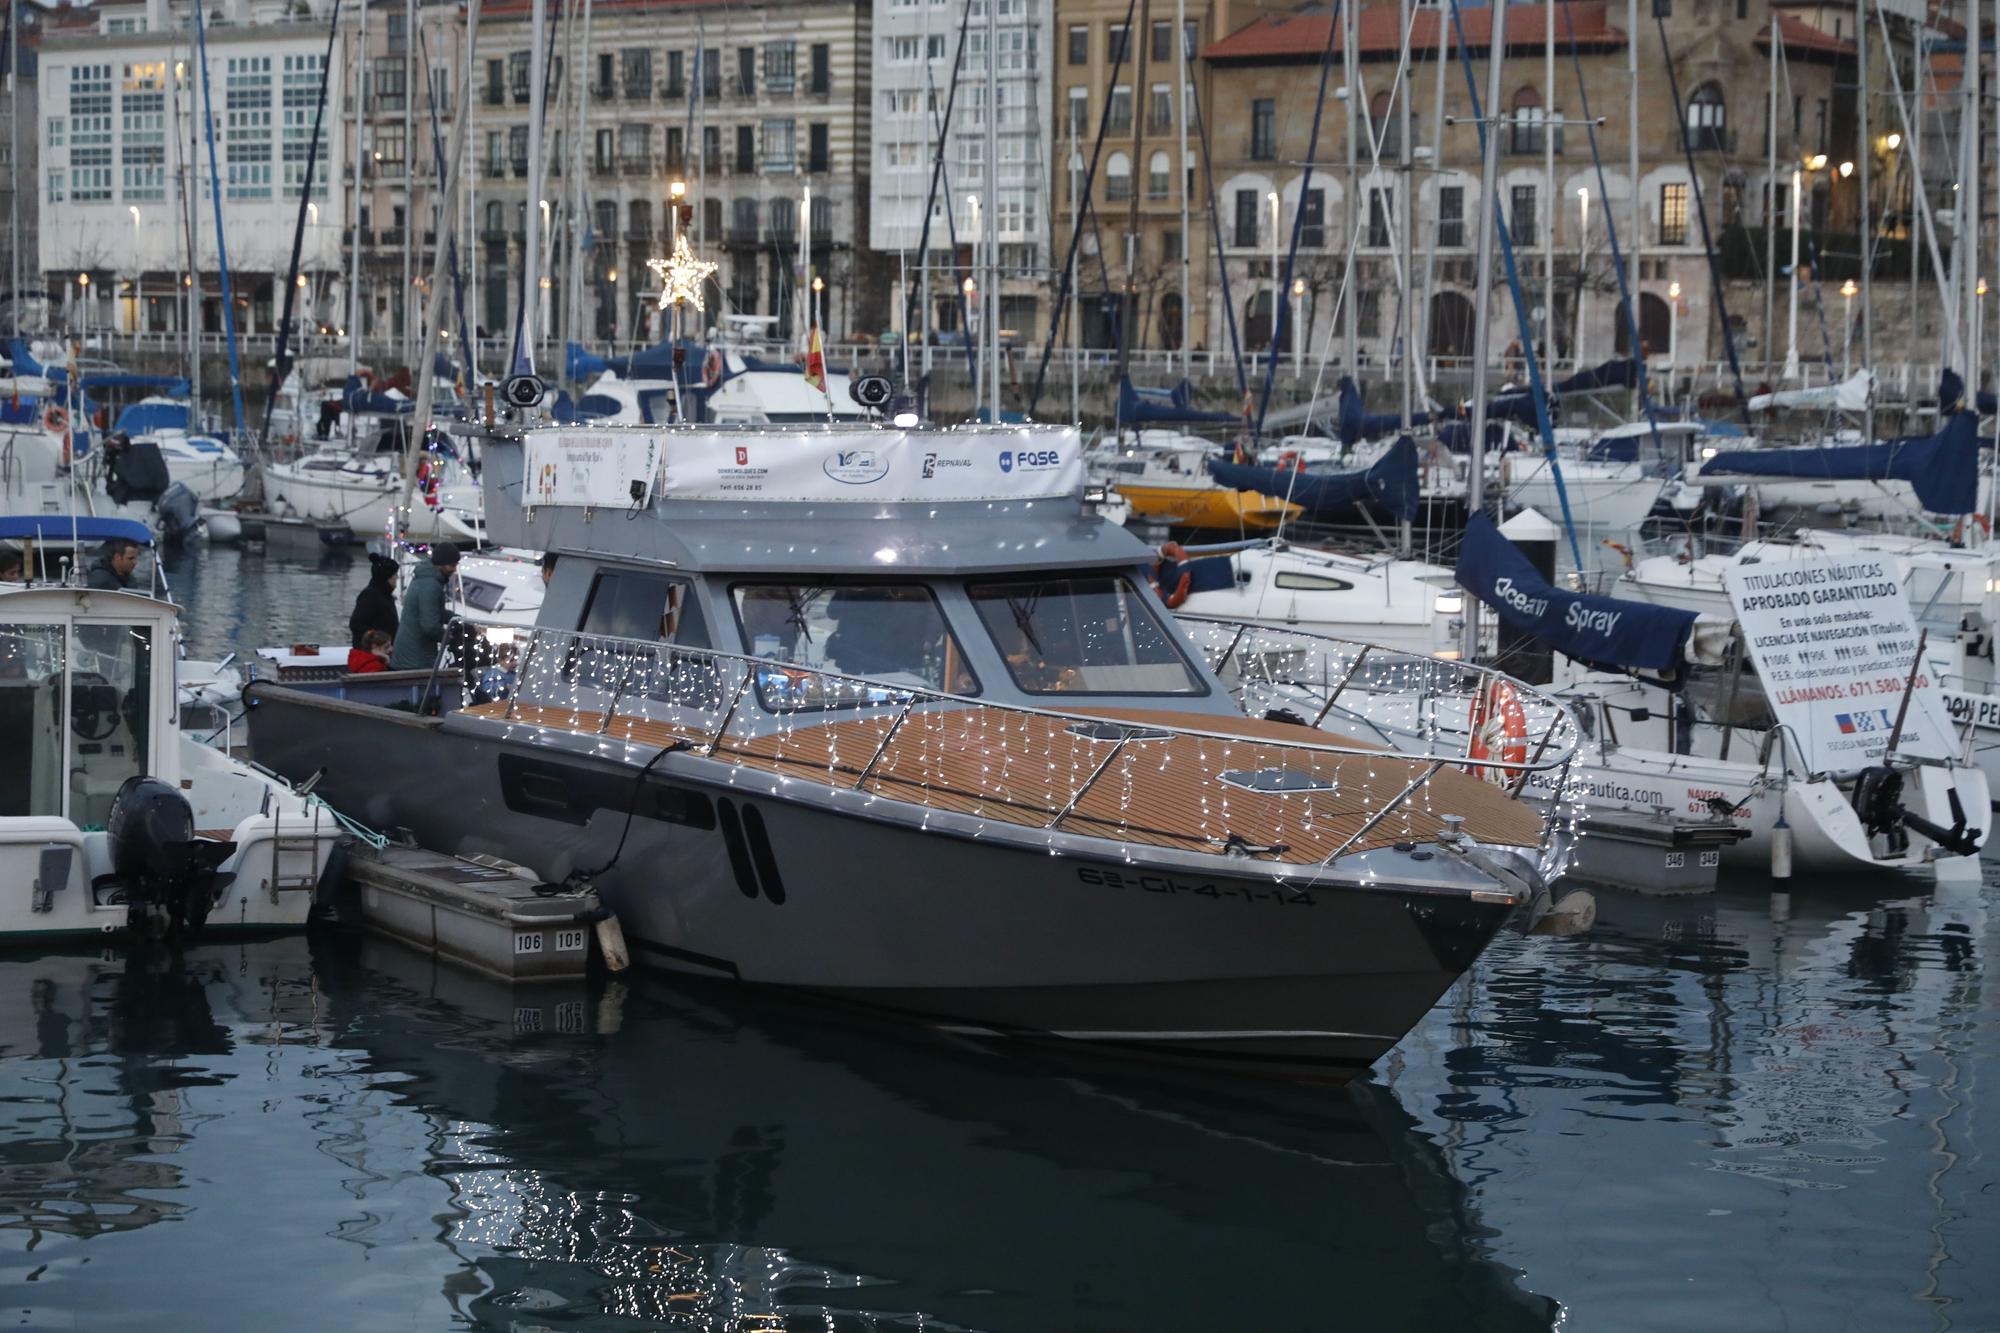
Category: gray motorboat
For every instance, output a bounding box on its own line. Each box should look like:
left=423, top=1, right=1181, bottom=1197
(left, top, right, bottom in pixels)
left=245, top=421, right=1583, bottom=1078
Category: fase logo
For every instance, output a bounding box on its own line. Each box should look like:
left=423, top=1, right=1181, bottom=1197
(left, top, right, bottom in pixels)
left=999, top=448, right=1062, bottom=474
left=823, top=448, right=890, bottom=484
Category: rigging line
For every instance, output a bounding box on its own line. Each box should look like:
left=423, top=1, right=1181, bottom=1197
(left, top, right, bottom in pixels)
left=1028, top=0, right=1141, bottom=415
left=909, top=2, right=978, bottom=387
left=1872, top=2, right=1959, bottom=371
left=260, top=0, right=342, bottom=455
left=1296, top=3, right=1431, bottom=444
left=1803, top=233, right=1838, bottom=375
left=1444, top=0, right=1584, bottom=569
left=1653, top=8, right=1751, bottom=423
left=1555, top=0, right=1663, bottom=456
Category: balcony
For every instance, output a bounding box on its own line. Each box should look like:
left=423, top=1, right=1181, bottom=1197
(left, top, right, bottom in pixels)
left=1683, top=126, right=1730, bottom=153
left=591, top=80, right=614, bottom=100
left=733, top=154, right=756, bottom=177
left=622, top=80, right=652, bottom=102
left=510, top=157, right=530, bottom=177
left=377, top=228, right=406, bottom=249
left=620, top=155, right=654, bottom=176
left=807, top=151, right=829, bottom=174
left=724, top=225, right=759, bottom=246
left=593, top=157, right=615, bottom=177
left=625, top=228, right=654, bottom=244
left=807, top=74, right=830, bottom=97
left=663, top=151, right=688, bottom=175
left=511, top=84, right=530, bottom=105
left=664, top=80, right=686, bottom=100
left=483, top=87, right=505, bottom=107
left=483, top=158, right=509, bottom=179
left=704, top=153, right=724, bottom=176
left=1108, top=112, right=1133, bottom=134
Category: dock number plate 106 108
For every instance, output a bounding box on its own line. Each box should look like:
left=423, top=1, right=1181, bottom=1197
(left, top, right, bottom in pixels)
left=515, top=930, right=589, bottom=954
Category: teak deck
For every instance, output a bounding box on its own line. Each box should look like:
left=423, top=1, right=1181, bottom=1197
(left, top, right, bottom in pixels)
left=462, top=699, right=1544, bottom=863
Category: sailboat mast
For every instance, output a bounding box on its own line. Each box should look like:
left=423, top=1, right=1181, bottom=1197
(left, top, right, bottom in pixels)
left=1543, top=0, right=1555, bottom=367
left=1175, top=0, right=1190, bottom=378
left=519, top=0, right=547, bottom=373
left=180, top=47, right=201, bottom=415
left=1342, top=0, right=1356, bottom=373
left=985, top=0, right=1001, bottom=418
left=1764, top=18, right=1777, bottom=377
left=1855, top=0, right=1872, bottom=432
left=7, top=0, right=16, bottom=333
left=402, top=0, right=415, bottom=368
left=1626, top=0, right=1639, bottom=373
left=568, top=0, right=591, bottom=365
left=347, top=0, right=363, bottom=394
left=1964, top=0, right=1979, bottom=376
left=1463, top=0, right=1508, bottom=659
left=1399, top=0, right=1413, bottom=431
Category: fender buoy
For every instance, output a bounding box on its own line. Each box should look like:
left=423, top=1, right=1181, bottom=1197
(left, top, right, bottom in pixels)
left=42, top=405, right=68, bottom=434
left=1466, top=678, right=1528, bottom=787
left=1277, top=450, right=1301, bottom=472
left=1149, top=541, right=1193, bottom=609
left=702, top=347, right=725, bottom=389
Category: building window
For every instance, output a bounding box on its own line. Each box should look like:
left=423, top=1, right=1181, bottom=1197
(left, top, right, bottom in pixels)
left=121, top=63, right=167, bottom=202
left=619, top=49, right=652, bottom=100
left=1686, top=83, right=1726, bottom=152
left=808, top=122, right=830, bottom=173
left=767, top=196, right=796, bottom=242
left=665, top=125, right=685, bottom=170
left=703, top=49, right=722, bottom=99
left=1148, top=150, right=1170, bottom=199
left=593, top=127, right=614, bottom=173
left=765, top=41, right=796, bottom=94
left=1067, top=88, right=1089, bottom=137
left=1106, top=151, right=1132, bottom=202
left=737, top=46, right=755, bottom=96
left=1234, top=188, right=1259, bottom=248
left=1108, top=86, right=1132, bottom=133
left=1301, top=188, right=1325, bottom=248
left=47, top=168, right=65, bottom=202
left=508, top=51, right=530, bottom=101
left=370, top=57, right=405, bottom=111
left=1163, top=229, right=1182, bottom=260
left=1508, top=86, right=1544, bottom=155
left=618, top=123, right=650, bottom=172
left=1109, top=24, right=1129, bottom=62
left=225, top=56, right=274, bottom=200
left=735, top=125, right=755, bottom=173
left=69, top=64, right=115, bottom=203
left=810, top=44, right=831, bottom=95
left=1068, top=25, right=1089, bottom=64
left=1369, top=89, right=1399, bottom=160
left=1510, top=183, right=1537, bottom=246
left=812, top=196, right=831, bottom=240
left=1437, top=184, right=1465, bottom=247
left=281, top=52, right=329, bottom=200
left=1151, top=20, right=1173, bottom=62
left=763, top=119, right=795, bottom=172
left=1368, top=188, right=1392, bottom=248
left=1660, top=182, right=1690, bottom=245
left=1149, top=83, right=1171, bottom=130
left=1250, top=98, right=1275, bottom=160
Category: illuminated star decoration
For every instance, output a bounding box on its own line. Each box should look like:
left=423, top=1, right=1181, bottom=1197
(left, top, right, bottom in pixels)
left=648, top=234, right=718, bottom=312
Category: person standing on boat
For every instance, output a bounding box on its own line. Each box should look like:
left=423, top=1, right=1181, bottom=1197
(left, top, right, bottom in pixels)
left=349, top=551, right=401, bottom=648
left=84, top=539, right=141, bottom=591
left=390, top=542, right=459, bottom=670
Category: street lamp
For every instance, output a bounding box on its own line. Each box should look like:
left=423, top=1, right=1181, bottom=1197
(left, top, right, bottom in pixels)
left=1977, top=278, right=1990, bottom=394
left=1805, top=152, right=1828, bottom=171
left=1667, top=280, right=1682, bottom=405
left=1840, top=278, right=1858, bottom=375
left=1837, top=160, right=1854, bottom=178
left=812, top=274, right=825, bottom=331
left=1291, top=277, right=1305, bottom=379
left=1576, top=187, right=1591, bottom=369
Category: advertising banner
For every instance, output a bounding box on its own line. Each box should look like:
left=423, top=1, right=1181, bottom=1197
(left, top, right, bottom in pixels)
left=523, top=430, right=664, bottom=508
left=1724, top=556, right=1955, bottom=773
left=656, top=428, right=1084, bottom=503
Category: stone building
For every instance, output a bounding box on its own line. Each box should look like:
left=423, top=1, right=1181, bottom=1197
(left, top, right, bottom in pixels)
left=1, top=0, right=48, bottom=329
left=470, top=0, right=884, bottom=358
left=1056, top=0, right=1960, bottom=384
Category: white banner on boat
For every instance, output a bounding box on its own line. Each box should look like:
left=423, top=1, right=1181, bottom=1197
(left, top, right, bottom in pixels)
left=1724, top=556, right=1956, bottom=773
left=523, top=431, right=664, bottom=508
left=656, top=428, right=1085, bottom=503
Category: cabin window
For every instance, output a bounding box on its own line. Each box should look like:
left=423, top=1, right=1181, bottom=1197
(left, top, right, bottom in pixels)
left=968, top=575, right=1204, bottom=695
left=730, top=583, right=978, bottom=705
left=0, top=623, right=66, bottom=818
left=1273, top=572, right=1355, bottom=592
left=579, top=571, right=709, bottom=648
left=68, top=622, right=154, bottom=828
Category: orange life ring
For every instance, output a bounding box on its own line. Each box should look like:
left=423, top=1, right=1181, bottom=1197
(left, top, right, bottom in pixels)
left=1952, top=513, right=1992, bottom=545
left=1277, top=450, right=1301, bottom=472
left=1150, top=541, right=1193, bottom=609
left=1466, top=678, right=1528, bottom=787
left=42, top=405, right=68, bottom=433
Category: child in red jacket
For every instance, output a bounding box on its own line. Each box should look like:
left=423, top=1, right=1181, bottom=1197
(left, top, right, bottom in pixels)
left=348, top=629, right=393, bottom=674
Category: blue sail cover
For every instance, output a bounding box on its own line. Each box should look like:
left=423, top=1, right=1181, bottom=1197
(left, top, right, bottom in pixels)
left=1335, top=376, right=1433, bottom=445
left=1937, top=369, right=1998, bottom=418
left=1552, top=358, right=1638, bottom=394
left=1118, top=377, right=1239, bottom=427
left=1206, top=435, right=1421, bottom=522
left=1699, top=409, right=1980, bottom=513
left=568, top=339, right=710, bottom=382
left=114, top=400, right=193, bottom=435
left=1455, top=512, right=1696, bottom=671
left=342, top=375, right=416, bottom=415
left=1486, top=389, right=1546, bottom=424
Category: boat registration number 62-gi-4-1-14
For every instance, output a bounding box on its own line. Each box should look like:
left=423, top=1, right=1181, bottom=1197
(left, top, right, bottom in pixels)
left=515, top=929, right=590, bottom=955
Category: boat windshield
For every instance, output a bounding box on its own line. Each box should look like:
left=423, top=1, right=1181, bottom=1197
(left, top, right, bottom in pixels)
left=967, top=575, right=1203, bottom=695
left=731, top=583, right=979, bottom=699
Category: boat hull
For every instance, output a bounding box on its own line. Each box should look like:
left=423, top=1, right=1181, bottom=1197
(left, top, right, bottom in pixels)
left=245, top=687, right=1517, bottom=1079
left=1117, top=482, right=1299, bottom=532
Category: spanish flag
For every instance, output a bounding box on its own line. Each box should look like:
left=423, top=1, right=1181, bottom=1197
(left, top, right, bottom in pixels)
left=804, top=323, right=827, bottom=394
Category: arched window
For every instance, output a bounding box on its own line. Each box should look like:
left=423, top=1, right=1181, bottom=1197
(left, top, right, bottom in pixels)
left=483, top=200, right=504, bottom=236
left=1508, top=86, right=1544, bottom=155
left=732, top=197, right=759, bottom=241
left=1106, top=151, right=1132, bottom=202
left=1686, top=83, right=1726, bottom=151
left=1370, top=89, right=1400, bottom=159
left=627, top=199, right=652, bottom=238
left=1148, top=150, right=1170, bottom=200
left=594, top=200, right=618, bottom=241
left=768, top=196, right=798, bottom=241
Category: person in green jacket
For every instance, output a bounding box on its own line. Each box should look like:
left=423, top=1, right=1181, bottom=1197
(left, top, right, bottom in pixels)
left=390, top=542, right=460, bottom=669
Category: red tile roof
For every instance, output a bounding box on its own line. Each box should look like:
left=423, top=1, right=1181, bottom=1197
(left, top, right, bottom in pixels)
left=1755, top=14, right=1856, bottom=56
left=1203, top=2, right=1626, bottom=63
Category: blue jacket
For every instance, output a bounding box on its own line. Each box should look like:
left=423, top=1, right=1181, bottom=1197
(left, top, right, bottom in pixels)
left=390, top=561, right=451, bottom=669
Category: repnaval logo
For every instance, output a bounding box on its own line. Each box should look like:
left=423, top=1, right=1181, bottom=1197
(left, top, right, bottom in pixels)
left=922, top=452, right=937, bottom=479
left=824, top=447, right=890, bottom=484
left=1000, top=447, right=1063, bottom=474
left=922, top=451, right=972, bottom=480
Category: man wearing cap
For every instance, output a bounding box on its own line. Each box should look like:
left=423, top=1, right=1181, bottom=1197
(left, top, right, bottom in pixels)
left=390, top=541, right=460, bottom=669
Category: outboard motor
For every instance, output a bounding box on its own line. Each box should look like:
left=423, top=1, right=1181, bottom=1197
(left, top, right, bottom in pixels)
left=1848, top=765, right=1982, bottom=859
left=104, top=776, right=236, bottom=940
left=155, top=481, right=201, bottom=545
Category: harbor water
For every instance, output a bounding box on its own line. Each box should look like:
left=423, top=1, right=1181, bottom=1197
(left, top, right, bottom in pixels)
left=0, top=557, right=1994, bottom=1330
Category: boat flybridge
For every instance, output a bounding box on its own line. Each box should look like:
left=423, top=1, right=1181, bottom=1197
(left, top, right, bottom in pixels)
left=0, top=517, right=340, bottom=940
left=244, top=417, right=1585, bottom=1079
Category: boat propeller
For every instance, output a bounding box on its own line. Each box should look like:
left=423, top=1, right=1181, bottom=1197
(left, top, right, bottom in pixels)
left=1848, top=766, right=1983, bottom=860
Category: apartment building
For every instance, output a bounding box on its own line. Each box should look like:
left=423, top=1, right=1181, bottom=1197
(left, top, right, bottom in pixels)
left=1, top=0, right=47, bottom=327
left=868, top=0, right=1053, bottom=342
left=36, top=0, right=344, bottom=336
left=470, top=0, right=882, bottom=351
